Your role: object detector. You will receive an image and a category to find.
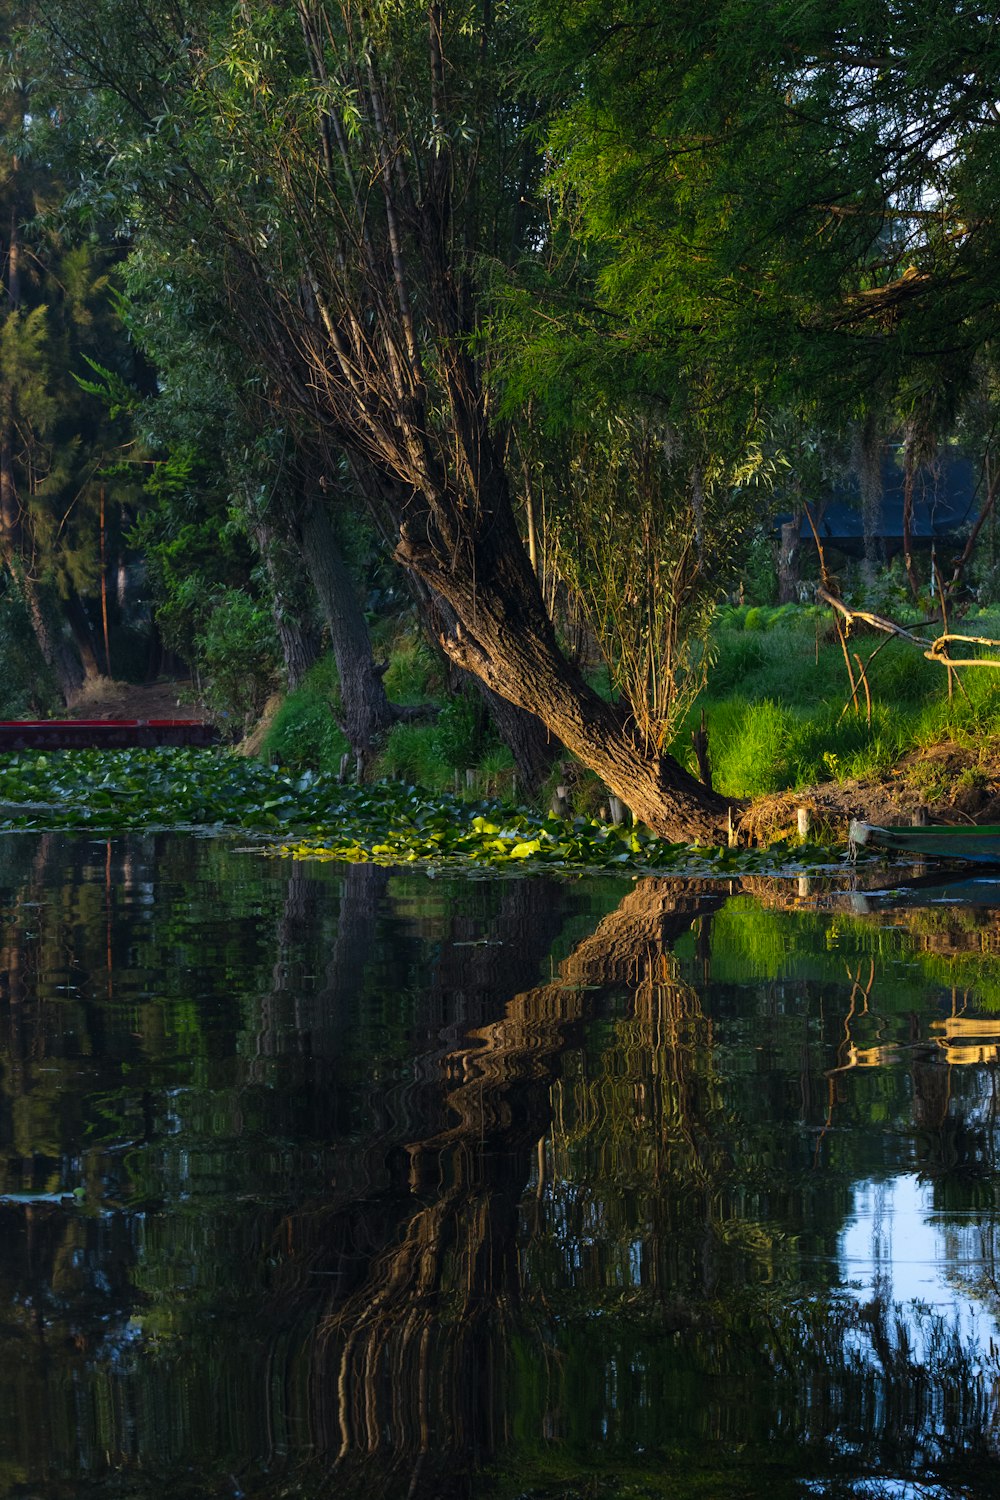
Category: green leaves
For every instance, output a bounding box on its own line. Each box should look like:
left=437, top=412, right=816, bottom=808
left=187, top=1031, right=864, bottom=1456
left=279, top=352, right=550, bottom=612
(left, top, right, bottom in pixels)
left=0, top=747, right=835, bottom=875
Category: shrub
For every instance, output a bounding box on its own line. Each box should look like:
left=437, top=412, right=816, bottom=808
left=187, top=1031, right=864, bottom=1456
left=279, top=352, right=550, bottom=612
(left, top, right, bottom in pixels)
left=0, top=577, right=58, bottom=716
left=195, top=589, right=280, bottom=736
left=434, top=692, right=490, bottom=771
left=262, top=655, right=347, bottom=771
left=378, top=721, right=451, bottom=789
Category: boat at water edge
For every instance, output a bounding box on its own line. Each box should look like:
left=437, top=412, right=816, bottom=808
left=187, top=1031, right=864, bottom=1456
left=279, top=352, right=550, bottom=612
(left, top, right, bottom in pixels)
left=849, top=819, right=1000, bottom=866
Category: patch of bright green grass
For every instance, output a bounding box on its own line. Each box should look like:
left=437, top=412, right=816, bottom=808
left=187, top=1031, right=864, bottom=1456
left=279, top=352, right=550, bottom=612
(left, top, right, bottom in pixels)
left=681, top=604, right=1000, bottom=797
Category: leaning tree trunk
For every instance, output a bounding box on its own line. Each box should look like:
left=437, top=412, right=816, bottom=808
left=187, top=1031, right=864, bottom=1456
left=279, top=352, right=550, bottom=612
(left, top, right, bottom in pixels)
left=396, top=469, right=735, bottom=842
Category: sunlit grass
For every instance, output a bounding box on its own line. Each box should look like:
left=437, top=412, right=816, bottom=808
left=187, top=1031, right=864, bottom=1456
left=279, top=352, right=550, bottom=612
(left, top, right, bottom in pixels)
left=677, top=604, right=1000, bottom=797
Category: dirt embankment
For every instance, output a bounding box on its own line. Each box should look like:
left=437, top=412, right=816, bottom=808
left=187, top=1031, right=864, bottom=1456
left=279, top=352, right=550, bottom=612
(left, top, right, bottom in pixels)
left=65, top=678, right=204, bottom=721
left=741, top=738, right=1000, bottom=844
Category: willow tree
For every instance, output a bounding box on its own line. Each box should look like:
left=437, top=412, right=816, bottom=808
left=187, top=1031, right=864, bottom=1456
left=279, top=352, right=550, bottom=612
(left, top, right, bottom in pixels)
left=34, top=0, right=744, bottom=837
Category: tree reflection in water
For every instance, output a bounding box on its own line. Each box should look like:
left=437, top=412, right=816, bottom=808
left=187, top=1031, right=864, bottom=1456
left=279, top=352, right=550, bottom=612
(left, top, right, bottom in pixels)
left=0, top=840, right=998, bottom=1498
left=307, top=880, right=726, bottom=1495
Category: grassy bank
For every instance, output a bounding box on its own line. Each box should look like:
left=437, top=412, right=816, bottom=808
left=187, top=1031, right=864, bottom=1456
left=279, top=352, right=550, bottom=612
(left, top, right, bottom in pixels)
left=680, top=603, right=1000, bottom=802
left=260, top=605, right=1000, bottom=819
left=262, top=634, right=517, bottom=798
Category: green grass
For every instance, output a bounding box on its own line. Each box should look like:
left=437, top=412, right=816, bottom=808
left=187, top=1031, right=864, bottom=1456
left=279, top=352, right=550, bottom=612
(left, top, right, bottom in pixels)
left=262, top=632, right=514, bottom=797
left=261, top=655, right=349, bottom=771
left=264, top=606, right=1000, bottom=810
left=677, top=603, right=1000, bottom=797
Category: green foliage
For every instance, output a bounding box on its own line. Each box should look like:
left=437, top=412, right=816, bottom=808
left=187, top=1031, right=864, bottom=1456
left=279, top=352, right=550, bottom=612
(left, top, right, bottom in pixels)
left=0, top=747, right=834, bottom=873
left=378, top=721, right=452, bottom=791
left=194, top=589, right=280, bottom=737
left=132, top=446, right=259, bottom=666
left=261, top=656, right=347, bottom=771
left=380, top=629, right=443, bottom=705
left=434, top=693, right=493, bottom=772
left=0, top=577, right=59, bottom=716
left=683, top=605, right=1000, bottom=796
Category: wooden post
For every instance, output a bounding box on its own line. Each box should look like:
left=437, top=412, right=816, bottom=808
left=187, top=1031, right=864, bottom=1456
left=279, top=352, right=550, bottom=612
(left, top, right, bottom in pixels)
left=797, top=806, right=811, bottom=842
left=690, top=708, right=712, bottom=790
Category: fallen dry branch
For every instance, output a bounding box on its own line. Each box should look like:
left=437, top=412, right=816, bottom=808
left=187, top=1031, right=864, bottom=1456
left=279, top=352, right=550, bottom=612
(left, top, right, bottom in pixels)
left=816, top=588, right=1000, bottom=669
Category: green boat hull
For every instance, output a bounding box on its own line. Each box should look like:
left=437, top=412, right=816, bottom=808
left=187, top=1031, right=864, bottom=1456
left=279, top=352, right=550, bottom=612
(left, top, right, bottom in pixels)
left=849, top=819, right=1000, bottom=865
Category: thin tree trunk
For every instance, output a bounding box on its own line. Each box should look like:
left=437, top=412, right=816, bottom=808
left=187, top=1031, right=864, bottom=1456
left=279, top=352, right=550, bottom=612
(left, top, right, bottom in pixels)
left=294, top=493, right=396, bottom=770
left=0, top=139, right=83, bottom=702
left=902, top=438, right=921, bottom=600
left=778, top=517, right=802, bottom=605
left=250, top=514, right=321, bottom=690
left=64, top=589, right=104, bottom=682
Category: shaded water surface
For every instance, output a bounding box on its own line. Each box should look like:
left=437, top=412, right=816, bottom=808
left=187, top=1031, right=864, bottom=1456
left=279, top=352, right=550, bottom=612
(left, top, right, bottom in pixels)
left=0, top=834, right=999, bottom=1500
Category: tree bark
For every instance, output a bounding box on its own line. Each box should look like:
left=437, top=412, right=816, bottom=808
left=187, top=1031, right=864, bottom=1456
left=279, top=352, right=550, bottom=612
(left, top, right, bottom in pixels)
left=293, top=491, right=396, bottom=770
left=397, top=471, right=735, bottom=841
left=64, top=588, right=104, bottom=682
left=250, top=514, right=321, bottom=690
left=778, top=517, right=802, bottom=605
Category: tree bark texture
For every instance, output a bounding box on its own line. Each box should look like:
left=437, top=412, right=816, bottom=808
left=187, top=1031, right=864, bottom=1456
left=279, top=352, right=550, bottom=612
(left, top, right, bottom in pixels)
left=778, top=517, right=802, bottom=605
left=293, top=493, right=397, bottom=769
left=397, top=560, right=558, bottom=798
left=250, top=515, right=321, bottom=690
left=396, top=468, right=734, bottom=841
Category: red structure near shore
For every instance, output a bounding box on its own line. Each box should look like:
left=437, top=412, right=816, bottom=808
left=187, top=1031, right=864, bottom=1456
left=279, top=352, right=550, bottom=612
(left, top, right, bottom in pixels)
left=0, top=720, right=219, bottom=750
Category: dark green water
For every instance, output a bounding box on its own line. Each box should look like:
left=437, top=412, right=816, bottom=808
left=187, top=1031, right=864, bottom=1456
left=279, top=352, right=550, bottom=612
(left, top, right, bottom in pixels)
left=0, top=834, right=999, bottom=1500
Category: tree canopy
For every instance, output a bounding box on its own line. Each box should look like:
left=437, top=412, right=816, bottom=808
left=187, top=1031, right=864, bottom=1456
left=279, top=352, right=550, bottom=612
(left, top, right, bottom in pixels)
left=11, top=0, right=1000, bottom=828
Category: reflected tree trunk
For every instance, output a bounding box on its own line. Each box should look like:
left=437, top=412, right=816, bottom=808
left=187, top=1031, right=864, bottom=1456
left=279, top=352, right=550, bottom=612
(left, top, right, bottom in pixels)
left=313, top=878, right=726, bottom=1487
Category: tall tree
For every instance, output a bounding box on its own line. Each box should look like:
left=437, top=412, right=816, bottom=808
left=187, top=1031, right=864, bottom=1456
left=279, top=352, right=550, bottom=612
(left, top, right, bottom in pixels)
left=36, top=0, right=734, bottom=837
left=1, top=11, right=145, bottom=697
left=528, top=0, right=1000, bottom=474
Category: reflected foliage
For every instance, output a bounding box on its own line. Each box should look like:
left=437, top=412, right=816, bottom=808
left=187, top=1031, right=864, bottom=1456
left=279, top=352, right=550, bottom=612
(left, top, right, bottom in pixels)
left=0, top=839, right=997, bottom=1498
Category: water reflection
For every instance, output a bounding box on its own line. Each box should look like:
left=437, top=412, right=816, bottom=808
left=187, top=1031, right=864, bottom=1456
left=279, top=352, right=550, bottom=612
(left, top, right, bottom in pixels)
left=0, top=836, right=998, bottom=1498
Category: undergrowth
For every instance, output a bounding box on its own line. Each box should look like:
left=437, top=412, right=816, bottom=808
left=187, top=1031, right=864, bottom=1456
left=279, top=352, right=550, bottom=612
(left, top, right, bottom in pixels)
left=677, top=604, right=1000, bottom=799
left=262, top=641, right=515, bottom=797
left=261, top=606, right=1000, bottom=812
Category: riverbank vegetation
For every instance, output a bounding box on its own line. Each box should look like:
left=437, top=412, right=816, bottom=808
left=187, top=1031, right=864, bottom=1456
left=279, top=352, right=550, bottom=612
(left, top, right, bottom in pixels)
left=253, top=600, right=1000, bottom=827
left=0, top=745, right=831, bottom=873
left=4, top=3, right=1000, bottom=839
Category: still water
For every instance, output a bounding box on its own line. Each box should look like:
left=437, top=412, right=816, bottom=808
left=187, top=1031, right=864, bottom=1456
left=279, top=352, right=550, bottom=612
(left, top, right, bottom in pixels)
left=1, top=833, right=999, bottom=1500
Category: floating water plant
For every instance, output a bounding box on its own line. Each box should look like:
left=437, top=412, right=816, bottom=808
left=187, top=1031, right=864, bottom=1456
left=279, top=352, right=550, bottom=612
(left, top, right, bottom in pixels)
left=0, top=748, right=839, bottom=875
